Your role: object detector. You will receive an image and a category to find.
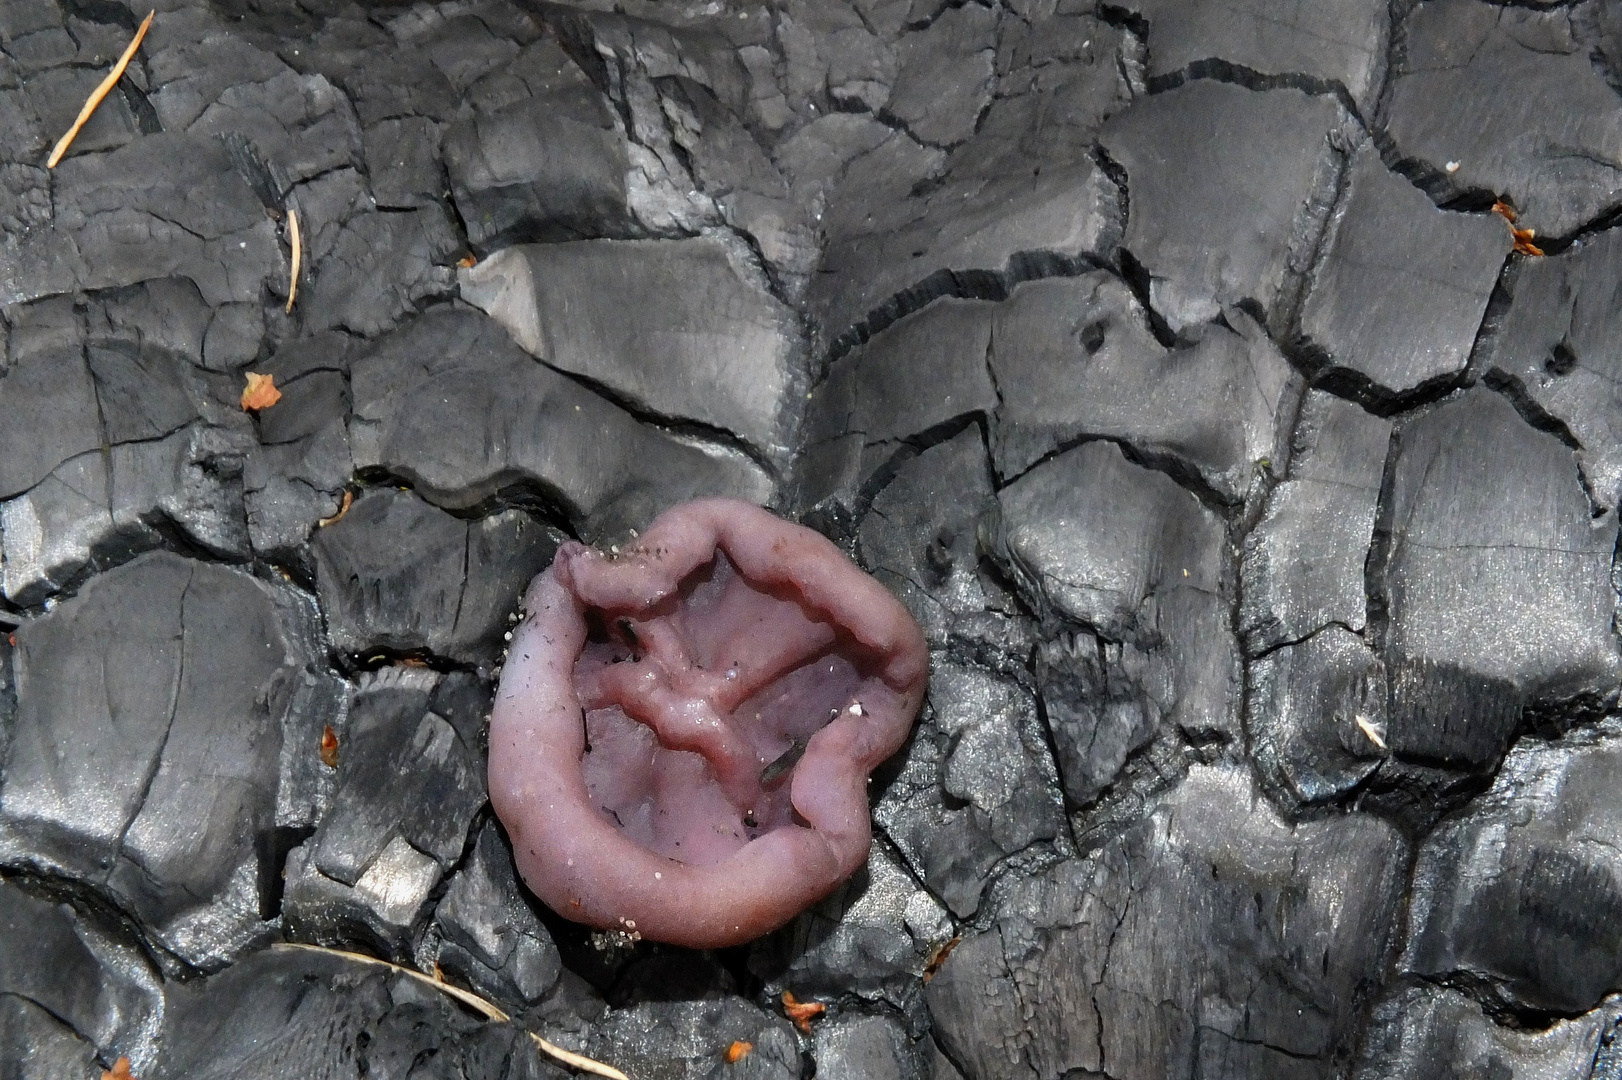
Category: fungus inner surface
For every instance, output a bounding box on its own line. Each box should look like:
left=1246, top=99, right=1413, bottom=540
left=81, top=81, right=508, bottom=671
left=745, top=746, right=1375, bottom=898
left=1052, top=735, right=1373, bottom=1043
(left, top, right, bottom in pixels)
left=575, top=550, right=882, bottom=867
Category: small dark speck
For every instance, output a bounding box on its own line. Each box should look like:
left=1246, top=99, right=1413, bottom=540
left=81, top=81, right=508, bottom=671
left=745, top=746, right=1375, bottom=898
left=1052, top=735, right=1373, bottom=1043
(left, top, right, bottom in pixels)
left=617, top=618, right=641, bottom=658
left=1075, top=318, right=1106, bottom=354
left=761, top=738, right=807, bottom=785
left=1547, top=339, right=1578, bottom=376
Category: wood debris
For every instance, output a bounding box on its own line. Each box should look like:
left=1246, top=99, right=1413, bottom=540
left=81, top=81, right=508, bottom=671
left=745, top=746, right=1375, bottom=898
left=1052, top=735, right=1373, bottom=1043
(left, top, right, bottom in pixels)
left=1491, top=199, right=1544, bottom=256
left=319, top=725, right=339, bottom=768
left=1511, top=230, right=1544, bottom=257
left=922, top=935, right=962, bottom=982
left=240, top=372, right=281, bottom=411
left=286, top=207, right=302, bottom=313
left=1354, top=714, right=1389, bottom=753
left=317, top=489, right=354, bottom=527
left=723, top=1040, right=752, bottom=1063
left=274, top=943, right=629, bottom=1080
left=780, top=991, right=825, bottom=1033
left=47, top=10, right=154, bottom=168
left=457, top=254, right=477, bottom=268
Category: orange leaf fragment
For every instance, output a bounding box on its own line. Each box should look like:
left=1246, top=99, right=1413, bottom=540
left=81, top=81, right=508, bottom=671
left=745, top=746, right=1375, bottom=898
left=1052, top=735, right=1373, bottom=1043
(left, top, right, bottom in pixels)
left=6, top=632, right=14, bottom=648
left=723, top=1040, right=752, bottom=1064
left=103, top=1057, right=137, bottom=1080
left=457, top=254, right=477, bottom=268
left=1490, top=199, right=1518, bottom=224
left=317, top=489, right=354, bottom=528
left=781, top=991, right=825, bottom=1033
left=241, top=372, right=281, bottom=411
left=319, top=725, right=339, bottom=768
left=922, top=935, right=962, bottom=983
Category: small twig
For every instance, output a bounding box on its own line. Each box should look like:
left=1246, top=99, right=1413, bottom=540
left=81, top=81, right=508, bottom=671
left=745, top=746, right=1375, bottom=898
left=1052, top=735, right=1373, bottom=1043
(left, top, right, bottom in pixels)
left=317, top=489, right=354, bottom=528
left=274, top=943, right=629, bottom=1080
left=47, top=10, right=155, bottom=168
left=286, top=207, right=301, bottom=313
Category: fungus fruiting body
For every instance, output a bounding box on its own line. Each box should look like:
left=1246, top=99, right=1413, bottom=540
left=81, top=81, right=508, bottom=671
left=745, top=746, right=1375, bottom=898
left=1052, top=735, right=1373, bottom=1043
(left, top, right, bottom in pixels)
left=488, top=498, right=928, bottom=948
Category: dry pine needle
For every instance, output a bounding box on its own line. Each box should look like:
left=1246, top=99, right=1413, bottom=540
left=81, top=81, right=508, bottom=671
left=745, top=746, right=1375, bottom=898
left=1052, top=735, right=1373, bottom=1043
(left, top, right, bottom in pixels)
left=317, top=489, right=354, bottom=528
left=286, top=207, right=302, bottom=313
left=273, top=943, right=630, bottom=1080
left=47, top=10, right=155, bottom=168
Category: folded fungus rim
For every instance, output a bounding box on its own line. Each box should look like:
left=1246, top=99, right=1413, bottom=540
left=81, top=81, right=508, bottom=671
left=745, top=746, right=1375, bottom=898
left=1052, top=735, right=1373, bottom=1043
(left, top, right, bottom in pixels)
left=487, top=497, right=930, bottom=948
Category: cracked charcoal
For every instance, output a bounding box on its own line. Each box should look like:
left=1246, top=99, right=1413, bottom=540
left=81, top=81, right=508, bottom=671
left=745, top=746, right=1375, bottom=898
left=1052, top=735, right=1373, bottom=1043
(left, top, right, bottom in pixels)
left=2, top=0, right=1621, bottom=1074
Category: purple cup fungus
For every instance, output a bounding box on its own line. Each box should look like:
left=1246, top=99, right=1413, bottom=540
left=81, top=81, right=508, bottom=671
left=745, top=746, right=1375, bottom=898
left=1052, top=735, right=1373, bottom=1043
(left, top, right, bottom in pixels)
left=488, top=498, right=929, bottom=948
